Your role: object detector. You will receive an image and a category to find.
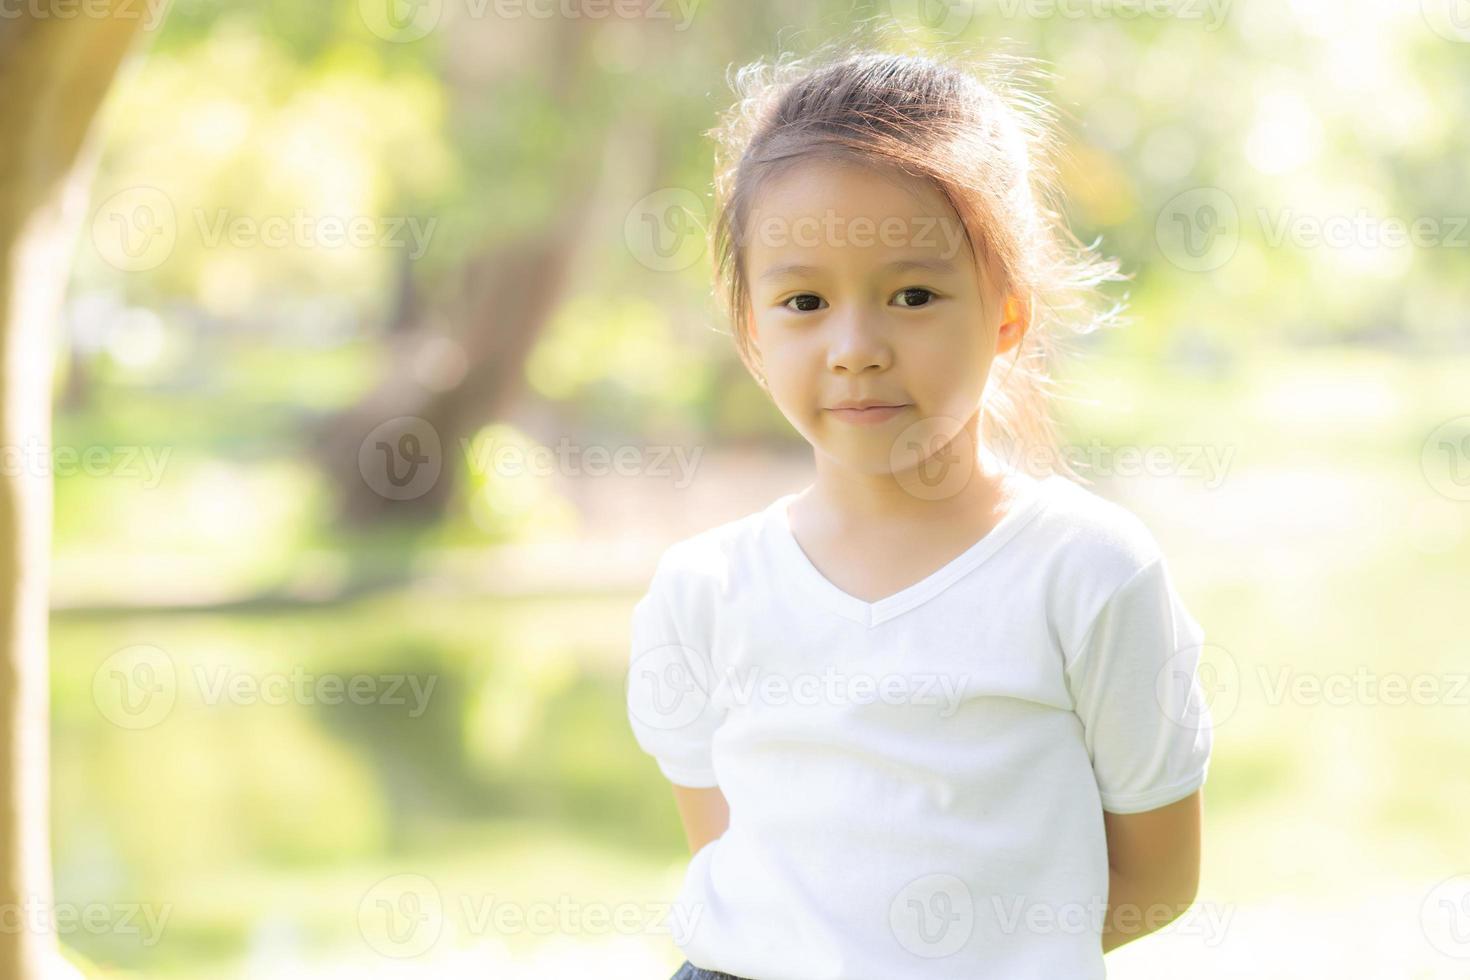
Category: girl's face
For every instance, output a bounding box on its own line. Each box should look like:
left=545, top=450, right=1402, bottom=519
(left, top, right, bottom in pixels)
left=743, top=158, right=1025, bottom=480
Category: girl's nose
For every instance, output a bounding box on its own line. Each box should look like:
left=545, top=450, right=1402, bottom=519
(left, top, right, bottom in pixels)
left=824, top=307, right=892, bottom=374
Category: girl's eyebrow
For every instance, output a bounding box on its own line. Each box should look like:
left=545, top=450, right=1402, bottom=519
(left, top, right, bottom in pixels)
left=758, top=257, right=958, bottom=283
left=758, top=262, right=824, bottom=283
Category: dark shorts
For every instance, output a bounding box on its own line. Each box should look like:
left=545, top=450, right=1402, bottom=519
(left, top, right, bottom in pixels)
left=669, top=960, right=753, bottom=980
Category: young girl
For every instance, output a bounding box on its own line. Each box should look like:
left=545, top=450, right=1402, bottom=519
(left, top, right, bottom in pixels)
left=626, top=43, right=1214, bottom=980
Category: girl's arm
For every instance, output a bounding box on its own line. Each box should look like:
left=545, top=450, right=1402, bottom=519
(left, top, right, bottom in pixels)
left=1100, top=789, right=1203, bottom=953
left=671, top=784, right=730, bottom=855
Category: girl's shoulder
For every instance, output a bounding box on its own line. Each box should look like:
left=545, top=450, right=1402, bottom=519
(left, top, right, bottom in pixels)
left=1027, top=473, right=1173, bottom=589
left=641, top=493, right=783, bottom=599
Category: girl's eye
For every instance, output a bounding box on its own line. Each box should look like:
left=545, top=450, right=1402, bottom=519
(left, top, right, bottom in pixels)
left=782, top=293, right=826, bottom=313
left=892, top=287, right=937, bottom=309
left=779, top=289, right=938, bottom=313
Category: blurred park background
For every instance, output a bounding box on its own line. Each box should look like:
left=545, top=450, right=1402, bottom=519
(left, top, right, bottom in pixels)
left=19, top=0, right=1470, bottom=976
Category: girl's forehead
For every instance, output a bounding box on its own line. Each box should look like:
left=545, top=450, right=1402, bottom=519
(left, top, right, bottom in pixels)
left=744, top=159, right=974, bottom=274
left=750, top=156, right=958, bottom=224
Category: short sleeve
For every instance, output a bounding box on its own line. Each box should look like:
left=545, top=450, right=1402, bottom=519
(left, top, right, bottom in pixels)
left=1065, top=557, right=1214, bottom=814
left=625, top=557, right=727, bottom=788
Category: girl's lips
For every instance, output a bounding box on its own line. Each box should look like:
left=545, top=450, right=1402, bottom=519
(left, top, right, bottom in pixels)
left=826, top=404, right=909, bottom=425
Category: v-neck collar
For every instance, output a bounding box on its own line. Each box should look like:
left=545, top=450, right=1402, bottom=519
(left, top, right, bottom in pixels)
left=767, top=473, right=1052, bottom=628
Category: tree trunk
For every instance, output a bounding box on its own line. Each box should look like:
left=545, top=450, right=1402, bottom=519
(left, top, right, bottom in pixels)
left=0, top=9, right=163, bottom=978
left=311, top=14, right=621, bottom=531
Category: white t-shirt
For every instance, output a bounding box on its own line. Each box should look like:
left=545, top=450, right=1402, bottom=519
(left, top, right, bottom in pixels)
left=625, top=470, right=1214, bottom=979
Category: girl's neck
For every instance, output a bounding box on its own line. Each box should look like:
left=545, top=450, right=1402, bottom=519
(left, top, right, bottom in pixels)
left=799, top=441, right=1020, bottom=534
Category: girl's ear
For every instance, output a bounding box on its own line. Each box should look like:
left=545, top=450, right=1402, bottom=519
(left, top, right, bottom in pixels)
left=995, top=293, right=1028, bottom=354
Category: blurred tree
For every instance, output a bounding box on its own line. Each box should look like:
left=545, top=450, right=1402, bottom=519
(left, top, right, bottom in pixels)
left=0, top=7, right=166, bottom=979
left=309, top=11, right=649, bottom=528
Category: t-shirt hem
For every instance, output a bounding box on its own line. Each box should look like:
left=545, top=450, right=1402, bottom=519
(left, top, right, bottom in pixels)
left=1098, top=764, right=1208, bottom=814
left=657, top=758, right=719, bottom=788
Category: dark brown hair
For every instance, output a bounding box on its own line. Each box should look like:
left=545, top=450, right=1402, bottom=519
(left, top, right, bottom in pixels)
left=707, top=39, right=1126, bottom=477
